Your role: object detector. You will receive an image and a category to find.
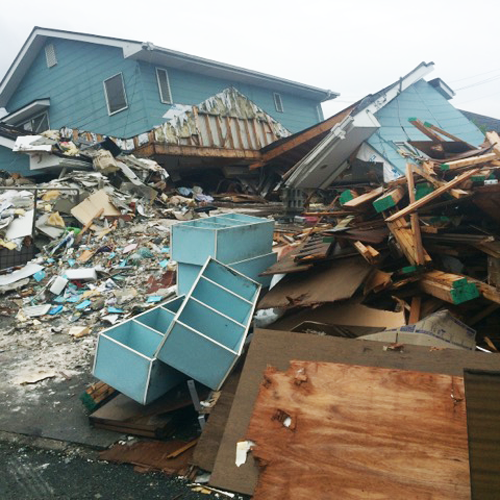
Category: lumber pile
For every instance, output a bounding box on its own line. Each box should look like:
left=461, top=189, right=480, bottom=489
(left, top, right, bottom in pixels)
left=262, top=129, right=500, bottom=351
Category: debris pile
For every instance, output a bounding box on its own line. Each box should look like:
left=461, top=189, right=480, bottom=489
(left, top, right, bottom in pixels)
left=1, top=120, right=500, bottom=499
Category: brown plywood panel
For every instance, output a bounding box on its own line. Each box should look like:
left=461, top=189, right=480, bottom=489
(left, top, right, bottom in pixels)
left=210, top=329, right=500, bottom=495
left=464, top=370, right=500, bottom=500
left=191, top=369, right=241, bottom=472
left=246, top=361, right=470, bottom=500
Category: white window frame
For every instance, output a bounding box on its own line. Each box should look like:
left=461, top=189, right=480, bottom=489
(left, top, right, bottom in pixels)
left=20, top=111, right=50, bottom=133
left=103, top=72, right=128, bottom=116
left=156, top=68, right=173, bottom=104
left=273, top=92, right=284, bottom=113
left=45, top=43, right=57, bottom=69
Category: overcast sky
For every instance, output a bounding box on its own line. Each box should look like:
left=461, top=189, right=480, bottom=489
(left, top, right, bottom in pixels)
left=1, top=0, right=499, bottom=121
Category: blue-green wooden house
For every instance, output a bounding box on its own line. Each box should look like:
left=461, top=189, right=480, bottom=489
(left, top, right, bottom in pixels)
left=0, top=27, right=337, bottom=176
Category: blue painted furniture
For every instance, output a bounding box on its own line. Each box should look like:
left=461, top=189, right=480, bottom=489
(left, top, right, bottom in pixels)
left=172, top=213, right=275, bottom=294
left=155, top=258, right=260, bottom=390
left=177, top=251, right=277, bottom=295
left=171, top=213, right=274, bottom=265
left=93, top=296, right=185, bottom=405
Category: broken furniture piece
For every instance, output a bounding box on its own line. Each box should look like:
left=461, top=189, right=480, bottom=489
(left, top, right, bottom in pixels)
left=93, top=296, right=186, bottom=405
left=171, top=213, right=276, bottom=294
left=156, top=258, right=260, bottom=390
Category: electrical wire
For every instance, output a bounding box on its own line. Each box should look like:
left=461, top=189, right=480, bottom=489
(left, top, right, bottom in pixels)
left=454, top=73, right=500, bottom=91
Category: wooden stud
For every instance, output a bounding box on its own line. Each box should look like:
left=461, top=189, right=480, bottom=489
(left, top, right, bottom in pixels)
left=235, top=118, right=245, bottom=150
left=406, top=163, right=425, bottom=266
left=215, top=116, right=225, bottom=146
left=408, top=118, right=444, bottom=142
left=225, top=116, right=235, bottom=149
left=408, top=296, right=422, bottom=324
left=439, top=152, right=498, bottom=171
left=412, top=163, right=469, bottom=199
left=386, top=168, right=480, bottom=222
left=251, top=119, right=262, bottom=149
left=203, top=114, right=215, bottom=148
left=243, top=118, right=254, bottom=149
left=353, top=241, right=380, bottom=265
left=423, top=121, right=476, bottom=149
left=343, top=186, right=384, bottom=209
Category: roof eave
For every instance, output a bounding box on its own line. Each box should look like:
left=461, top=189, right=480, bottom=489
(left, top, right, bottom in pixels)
left=127, top=44, right=338, bottom=101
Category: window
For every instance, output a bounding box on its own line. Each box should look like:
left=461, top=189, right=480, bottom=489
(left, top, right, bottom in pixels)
left=45, top=43, right=57, bottom=68
left=273, top=92, right=284, bottom=113
left=21, top=112, right=50, bottom=133
left=156, top=68, right=173, bottom=104
left=103, top=73, right=128, bottom=115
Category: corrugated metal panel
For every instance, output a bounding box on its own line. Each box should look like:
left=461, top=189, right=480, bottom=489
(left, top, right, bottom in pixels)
left=464, top=370, right=500, bottom=500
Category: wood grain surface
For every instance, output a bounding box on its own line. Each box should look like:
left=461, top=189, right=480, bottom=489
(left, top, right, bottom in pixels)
left=246, top=361, right=470, bottom=500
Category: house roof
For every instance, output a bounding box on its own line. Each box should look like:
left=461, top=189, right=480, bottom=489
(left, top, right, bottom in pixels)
left=252, top=62, right=436, bottom=186
left=461, top=110, right=500, bottom=134
left=0, top=27, right=339, bottom=108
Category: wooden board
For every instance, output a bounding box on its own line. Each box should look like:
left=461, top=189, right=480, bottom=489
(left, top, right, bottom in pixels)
left=246, top=361, right=470, bottom=500
left=90, top=384, right=208, bottom=438
left=191, top=369, right=241, bottom=472
left=100, top=438, right=195, bottom=476
left=257, top=257, right=372, bottom=309
left=464, top=370, right=500, bottom=500
left=209, top=329, right=500, bottom=496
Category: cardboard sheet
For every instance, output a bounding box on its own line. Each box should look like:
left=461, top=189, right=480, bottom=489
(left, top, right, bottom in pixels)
left=270, top=301, right=405, bottom=331
left=70, top=189, right=121, bottom=225
left=257, top=257, right=371, bottom=309
left=359, top=309, right=476, bottom=350
left=209, top=329, right=500, bottom=495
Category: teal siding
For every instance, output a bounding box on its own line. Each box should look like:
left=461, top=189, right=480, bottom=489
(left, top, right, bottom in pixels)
left=138, top=61, right=320, bottom=133
left=0, top=145, right=31, bottom=177
left=6, top=38, right=322, bottom=138
left=367, top=80, right=485, bottom=175
left=7, top=38, right=149, bottom=138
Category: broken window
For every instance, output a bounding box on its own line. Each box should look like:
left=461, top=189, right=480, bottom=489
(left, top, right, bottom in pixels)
left=274, top=93, right=284, bottom=113
left=103, top=73, right=128, bottom=115
left=156, top=68, right=173, bottom=104
left=21, top=112, right=50, bottom=133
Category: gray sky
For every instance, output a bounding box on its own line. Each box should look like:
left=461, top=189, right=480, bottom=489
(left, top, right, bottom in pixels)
left=1, top=0, right=500, bottom=121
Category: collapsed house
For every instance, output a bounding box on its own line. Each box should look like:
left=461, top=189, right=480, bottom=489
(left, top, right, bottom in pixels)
left=0, top=57, right=499, bottom=500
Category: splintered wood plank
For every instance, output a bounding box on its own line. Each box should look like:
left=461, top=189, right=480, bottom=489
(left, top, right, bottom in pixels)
left=246, top=361, right=470, bottom=500
left=386, top=168, right=480, bottom=222
left=342, top=186, right=384, bottom=209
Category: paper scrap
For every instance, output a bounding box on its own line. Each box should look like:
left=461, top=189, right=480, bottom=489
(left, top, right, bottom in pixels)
left=69, top=326, right=91, bottom=338
left=0, top=263, right=44, bottom=286
left=5, top=209, right=34, bottom=240
left=23, top=304, right=51, bottom=317
left=235, top=440, right=255, bottom=467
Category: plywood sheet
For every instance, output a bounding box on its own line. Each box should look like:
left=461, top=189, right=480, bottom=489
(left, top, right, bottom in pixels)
left=257, top=257, right=371, bottom=309
left=191, top=369, right=241, bottom=472
left=100, top=439, right=194, bottom=475
left=210, top=329, right=500, bottom=495
left=464, top=370, right=500, bottom=500
left=246, top=361, right=470, bottom=500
